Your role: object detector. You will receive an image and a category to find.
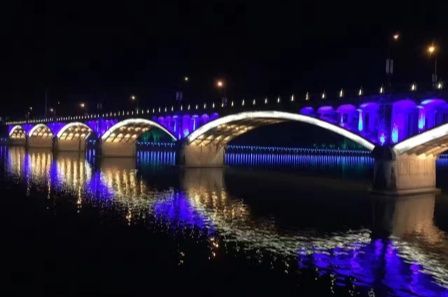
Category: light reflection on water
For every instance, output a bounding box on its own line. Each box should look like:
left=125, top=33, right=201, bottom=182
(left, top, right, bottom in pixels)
left=2, top=146, right=448, bottom=296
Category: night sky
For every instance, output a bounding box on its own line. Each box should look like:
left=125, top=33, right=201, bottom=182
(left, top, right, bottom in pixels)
left=2, top=0, right=447, bottom=118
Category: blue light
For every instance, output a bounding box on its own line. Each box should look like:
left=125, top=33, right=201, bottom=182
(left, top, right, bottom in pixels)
left=379, top=133, right=386, bottom=145
left=358, top=110, right=364, bottom=131
left=392, top=125, right=399, bottom=143
left=418, top=109, right=426, bottom=130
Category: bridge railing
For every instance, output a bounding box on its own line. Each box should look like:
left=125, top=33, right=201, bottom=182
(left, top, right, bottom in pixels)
left=4, top=83, right=447, bottom=126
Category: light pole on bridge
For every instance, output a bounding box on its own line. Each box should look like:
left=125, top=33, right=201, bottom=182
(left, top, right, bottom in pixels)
left=130, top=95, right=139, bottom=111
left=427, top=43, right=439, bottom=87
left=385, top=32, right=400, bottom=89
left=215, top=79, right=227, bottom=106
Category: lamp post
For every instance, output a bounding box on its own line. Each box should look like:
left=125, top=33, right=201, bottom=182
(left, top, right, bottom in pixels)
left=386, top=32, right=400, bottom=89
left=130, top=95, right=139, bottom=111
left=427, top=44, right=438, bottom=86
left=27, top=106, right=33, bottom=120
left=176, top=76, right=189, bottom=102
left=216, top=79, right=227, bottom=106
left=80, top=102, right=87, bottom=115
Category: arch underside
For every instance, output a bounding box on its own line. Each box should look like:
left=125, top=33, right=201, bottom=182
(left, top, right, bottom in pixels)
left=28, top=124, right=53, bottom=148
left=9, top=126, right=26, bottom=139
left=103, top=124, right=151, bottom=143
left=29, top=124, right=53, bottom=138
left=187, top=111, right=375, bottom=150
left=102, top=118, right=176, bottom=143
left=190, top=118, right=283, bottom=147
left=57, top=122, right=92, bottom=140
left=101, top=119, right=176, bottom=157
left=394, top=123, right=448, bottom=156
left=56, top=122, right=93, bottom=152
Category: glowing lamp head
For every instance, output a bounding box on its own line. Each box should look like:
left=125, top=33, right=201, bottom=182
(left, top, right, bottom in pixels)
left=184, top=76, right=189, bottom=82
left=393, top=33, right=400, bottom=41
left=427, top=44, right=437, bottom=55
left=130, top=95, right=136, bottom=101
left=80, top=103, right=85, bottom=108
left=216, top=80, right=224, bottom=88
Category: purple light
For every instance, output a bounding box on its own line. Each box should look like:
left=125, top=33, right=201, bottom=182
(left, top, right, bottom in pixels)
left=299, top=106, right=315, bottom=116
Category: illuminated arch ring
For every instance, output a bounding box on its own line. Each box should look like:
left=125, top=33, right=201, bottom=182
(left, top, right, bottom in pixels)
left=57, top=122, right=93, bottom=140
left=187, top=111, right=375, bottom=150
left=28, top=124, right=53, bottom=137
left=8, top=125, right=25, bottom=137
left=101, top=118, right=177, bottom=142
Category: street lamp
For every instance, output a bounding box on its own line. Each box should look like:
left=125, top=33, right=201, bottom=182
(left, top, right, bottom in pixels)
left=427, top=44, right=438, bottom=86
left=184, top=76, right=189, bottom=82
left=26, top=106, right=33, bottom=120
left=386, top=32, right=400, bottom=88
left=130, top=95, right=139, bottom=111
left=215, top=79, right=226, bottom=106
left=216, top=80, right=224, bottom=88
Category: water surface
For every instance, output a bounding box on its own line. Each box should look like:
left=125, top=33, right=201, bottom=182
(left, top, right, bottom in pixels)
left=2, top=146, right=448, bottom=297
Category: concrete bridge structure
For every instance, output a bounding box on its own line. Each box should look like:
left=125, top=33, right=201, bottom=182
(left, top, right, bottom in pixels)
left=5, top=89, right=448, bottom=195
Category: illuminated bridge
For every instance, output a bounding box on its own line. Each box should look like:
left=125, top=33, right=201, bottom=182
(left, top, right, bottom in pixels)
left=5, top=88, right=448, bottom=195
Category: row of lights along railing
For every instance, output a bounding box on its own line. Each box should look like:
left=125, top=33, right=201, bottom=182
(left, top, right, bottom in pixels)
left=7, top=83, right=446, bottom=125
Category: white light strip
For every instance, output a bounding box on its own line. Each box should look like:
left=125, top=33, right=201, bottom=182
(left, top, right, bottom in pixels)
left=28, top=123, right=51, bottom=137
left=8, top=125, right=23, bottom=136
left=394, top=123, right=448, bottom=155
left=187, top=111, right=375, bottom=150
left=57, top=122, right=91, bottom=138
left=101, top=118, right=176, bottom=141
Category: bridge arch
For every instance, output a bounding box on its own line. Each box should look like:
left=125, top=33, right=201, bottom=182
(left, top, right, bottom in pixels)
left=100, top=118, right=176, bottom=157
left=27, top=123, right=54, bottom=148
left=393, top=122, right=448, bottom=156
left=55, top=122, right=94, bottom=152
left=181, top=111, right=375, bottom=167
left=8, top=125, right=26, bottom=145
left=187, top=111, right=374, bottom=149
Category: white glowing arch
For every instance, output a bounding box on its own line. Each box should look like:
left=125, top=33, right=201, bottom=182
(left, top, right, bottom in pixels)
left=56, top=122, right=92, bottom=138
left=28, top=123, right=52, bottom=137
left=187, top=111, right=375, bottom=150
left=394, top=123, right=448, bottom=155
left=8, top=125, right=24, bottom=136
left=101, top=118, right=176, bottom=141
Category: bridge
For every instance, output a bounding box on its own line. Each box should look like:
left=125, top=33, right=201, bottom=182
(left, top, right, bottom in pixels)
left=5, top=87, right=448, bottom=195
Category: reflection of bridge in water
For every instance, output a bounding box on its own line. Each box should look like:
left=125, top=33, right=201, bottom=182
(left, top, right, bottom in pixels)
left=4, top=147, right=448, bottom=294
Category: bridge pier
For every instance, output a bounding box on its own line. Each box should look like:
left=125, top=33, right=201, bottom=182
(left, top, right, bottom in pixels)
left=27, top=137, right=53, bottom=149
left=9, top=138, right=26, bottom=146
left=54, top=138, right=87, bottom=152
left=101, top=141, right=137, bottom=158
left=372, top=147, right=438, bottom=195
left=177, top=143, right=225, bottom=167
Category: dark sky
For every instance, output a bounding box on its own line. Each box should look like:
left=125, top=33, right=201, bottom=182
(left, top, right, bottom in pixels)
left=1, top=0, right=447, bottom=117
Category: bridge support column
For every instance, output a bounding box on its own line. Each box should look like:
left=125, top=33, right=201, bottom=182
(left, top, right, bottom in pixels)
left=372, top=147, right=438, bottom=195
left=54, top=138, right=87, bottom=152
left=101, top=141, right=137, bottom=158
left=27, top=137, right=53, bottom=149
left=8, top=138, right=26, bottom=146
left=177, top=143, right=225, bottom=167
